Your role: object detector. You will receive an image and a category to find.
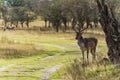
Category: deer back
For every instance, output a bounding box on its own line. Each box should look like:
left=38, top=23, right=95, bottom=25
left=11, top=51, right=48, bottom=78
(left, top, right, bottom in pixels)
left=85, top=37, right=98, bottom=49
left=77, top=35, right=97, bottom=50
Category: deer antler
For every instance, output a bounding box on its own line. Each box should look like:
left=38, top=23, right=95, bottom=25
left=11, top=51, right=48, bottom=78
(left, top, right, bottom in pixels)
left=80, top=27, right=88, bottom=32
left=73, top=25, right=88, bottom=33
left=72, top=17, right=89, bottom=33
left=79, top=16, right=90, bottom=32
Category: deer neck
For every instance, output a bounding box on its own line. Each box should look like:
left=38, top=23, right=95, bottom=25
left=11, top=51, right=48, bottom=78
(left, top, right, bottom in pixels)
left=77, top=36, right=86, bottom=49
left=78, top=36, right=84, bottom=42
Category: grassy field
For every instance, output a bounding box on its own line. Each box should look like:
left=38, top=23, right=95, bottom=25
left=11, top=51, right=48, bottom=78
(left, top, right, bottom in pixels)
left=0, top=30, right=79, bottom=80
left=0, top=29, right=119, bottom=80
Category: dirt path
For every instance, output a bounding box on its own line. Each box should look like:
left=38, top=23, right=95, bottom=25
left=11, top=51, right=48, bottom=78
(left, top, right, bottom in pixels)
left=40, top=44, right=65, bottom=80
left=0, top=64, right=14, bottom=72
left=13, top=41, right=67, bottom=79
left=41, top=64, right=62, bottom=80
left=41, top=53, right=61, bottom=60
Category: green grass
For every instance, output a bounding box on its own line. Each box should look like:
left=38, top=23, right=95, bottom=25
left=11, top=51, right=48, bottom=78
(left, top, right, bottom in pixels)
left=51, top=59, right=120, bottom=80
left=0, top=30, right=119, bottom=80
left=0, top=30, right=80, bottom=80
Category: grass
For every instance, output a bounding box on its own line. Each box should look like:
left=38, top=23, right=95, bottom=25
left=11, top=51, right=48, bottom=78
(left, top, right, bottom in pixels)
left=51, top=59, right=120, bottom=80
left=0, top=30, right=81, bottom=80
left=0, top=29, right=119, bottom=80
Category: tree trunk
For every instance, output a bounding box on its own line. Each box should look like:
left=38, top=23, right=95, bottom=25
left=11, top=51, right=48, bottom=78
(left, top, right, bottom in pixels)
left=26, top=21, right=29, bottom=28
left=4, top=21, right=7, bottom=27
left=55, top=23, right=59, bottom=32
left=62, top=17, right=67, bottom=32
left=48, top=21, right=51, bottom=28
left=15, top=21, right=18, bottom=28
left=96, top=0, right=120, bottom=64
left=21, top=22, right=24, bottom=28
left=44, top=19, right=47, bottom=28
left=56, top=26, right=59, bottom=32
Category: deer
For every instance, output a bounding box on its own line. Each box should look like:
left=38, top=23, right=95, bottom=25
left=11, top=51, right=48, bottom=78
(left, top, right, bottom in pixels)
left=74, top=27, right=98, bottom=64
left=3, top=26, right=15, bottom=31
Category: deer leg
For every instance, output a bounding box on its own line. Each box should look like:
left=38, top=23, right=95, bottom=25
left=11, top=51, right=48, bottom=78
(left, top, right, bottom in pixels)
left=87, top=50, right=89, bottom=64
left=82, top=50, right=85, bottom=64
left=91, top=49, right=94, bottom=63
left=91, top=49, right=96, bottom=63
left=93, top=48, right=96, bottom=62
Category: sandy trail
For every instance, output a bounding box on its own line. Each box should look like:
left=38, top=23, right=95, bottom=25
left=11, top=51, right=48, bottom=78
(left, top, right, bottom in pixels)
left=0, top=64, right=14, bottom=72
left=41, top=64, right=62, bottom=80
left=40, top=45, right=65, bottom=80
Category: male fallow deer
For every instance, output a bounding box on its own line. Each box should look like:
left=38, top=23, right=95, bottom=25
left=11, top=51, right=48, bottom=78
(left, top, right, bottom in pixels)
left=74, top=27, right=98, bottom=64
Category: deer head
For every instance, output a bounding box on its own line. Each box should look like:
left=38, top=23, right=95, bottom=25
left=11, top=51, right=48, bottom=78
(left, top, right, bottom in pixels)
left=73, top=27, right=88, bottom=40
left=75, top=32, right=82, bottom=40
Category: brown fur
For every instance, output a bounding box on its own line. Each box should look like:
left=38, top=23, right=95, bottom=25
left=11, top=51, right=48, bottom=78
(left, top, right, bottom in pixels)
left=75, top=32, right=98, bottom=63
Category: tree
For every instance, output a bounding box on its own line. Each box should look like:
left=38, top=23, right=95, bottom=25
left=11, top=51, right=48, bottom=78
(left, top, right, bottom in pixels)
left=61, top=0, right=97, bottom=31
left=32, top=0, right=51, bottom=28
left=33, top=0, right=68, bottom=32
left=0, top=4, right=8, bottom=26
left=96, top=0, right=120, bottom=64
left=48, top=0, right=63, bottom=32
left=3, top=0, right=36, bottom=28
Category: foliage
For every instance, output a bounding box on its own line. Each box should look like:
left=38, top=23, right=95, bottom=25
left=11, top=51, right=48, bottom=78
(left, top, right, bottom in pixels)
left=0, top=0, right=99, bottom=31
left=0, top=0, right=36, bottom=28
left=7, top=0, right=25, bottom=7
